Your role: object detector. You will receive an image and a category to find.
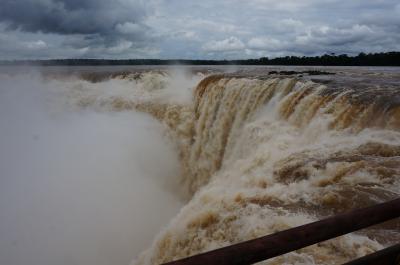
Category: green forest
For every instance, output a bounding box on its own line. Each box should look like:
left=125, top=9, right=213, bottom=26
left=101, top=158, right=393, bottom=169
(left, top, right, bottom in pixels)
left=1, top=52, right=399, bottom=66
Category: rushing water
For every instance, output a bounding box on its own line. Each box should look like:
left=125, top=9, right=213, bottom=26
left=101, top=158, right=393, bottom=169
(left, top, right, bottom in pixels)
left=0, top=66, right=399, bottom=265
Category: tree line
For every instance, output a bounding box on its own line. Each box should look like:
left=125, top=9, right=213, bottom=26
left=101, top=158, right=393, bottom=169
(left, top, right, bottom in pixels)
left=1, top=52, right=399, bottom=66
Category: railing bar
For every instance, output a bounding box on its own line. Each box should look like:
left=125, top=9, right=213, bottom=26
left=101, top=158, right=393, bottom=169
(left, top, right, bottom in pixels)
left=162, top=198, right=400, bottom=265
left=341, top=243, right=400, bottom=265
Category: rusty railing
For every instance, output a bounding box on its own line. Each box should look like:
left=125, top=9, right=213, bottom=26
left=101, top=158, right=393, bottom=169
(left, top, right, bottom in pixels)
left=162, top=198, right=400, bottom=265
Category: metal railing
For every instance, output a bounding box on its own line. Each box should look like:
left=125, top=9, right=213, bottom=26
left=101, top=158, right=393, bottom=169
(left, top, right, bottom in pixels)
left=343, top=243, right=400, bottom=265
left=162, top=198, right=400, bottom=265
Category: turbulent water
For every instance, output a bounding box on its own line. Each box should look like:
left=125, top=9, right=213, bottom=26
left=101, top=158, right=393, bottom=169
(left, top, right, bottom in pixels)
left=1, top=66, right=399, bottom=265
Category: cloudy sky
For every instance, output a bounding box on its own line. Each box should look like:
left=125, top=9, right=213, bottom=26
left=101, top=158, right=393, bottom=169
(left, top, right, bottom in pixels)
left=1, top=0, right=399, bottom=59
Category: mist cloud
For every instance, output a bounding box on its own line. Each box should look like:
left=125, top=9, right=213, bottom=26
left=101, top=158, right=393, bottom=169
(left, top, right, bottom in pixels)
left=0, top=73, right=183, bottom=265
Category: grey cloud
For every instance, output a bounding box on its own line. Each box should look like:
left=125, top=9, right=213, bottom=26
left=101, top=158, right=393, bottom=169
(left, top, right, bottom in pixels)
left=247, top=38, right=283, bottom=51
left=0, top=0, right=156, bottom=58
left=298, top=25, right=373, bottom=46
left=0, top=0, right=148, bottom=35
left=202, top=37, right=245, bottom=52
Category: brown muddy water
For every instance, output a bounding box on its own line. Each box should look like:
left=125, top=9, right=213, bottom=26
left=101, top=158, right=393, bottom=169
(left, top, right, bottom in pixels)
left=0, top=65, right=399, bottom=265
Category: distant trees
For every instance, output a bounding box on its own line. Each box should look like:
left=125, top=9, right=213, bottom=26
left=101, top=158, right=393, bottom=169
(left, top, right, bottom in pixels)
left=1, top=52, right=399, bottom=66
left=241, top=52, right=399, bottom=66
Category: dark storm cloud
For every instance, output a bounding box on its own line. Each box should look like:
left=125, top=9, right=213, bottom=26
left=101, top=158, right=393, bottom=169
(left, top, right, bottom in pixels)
left=0, top=0, right=158, bottom=58
left=0, top=0, right=148, bottom=35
